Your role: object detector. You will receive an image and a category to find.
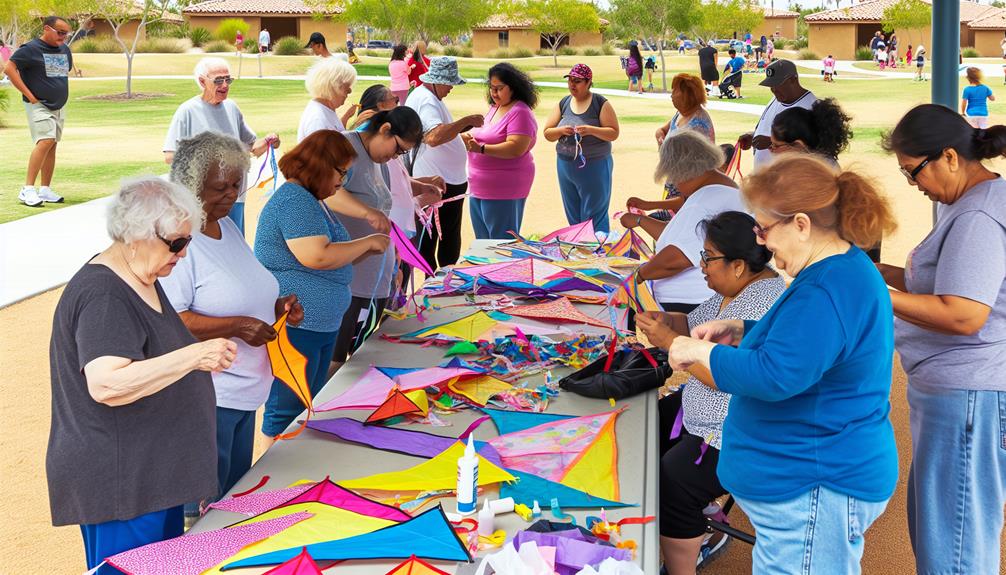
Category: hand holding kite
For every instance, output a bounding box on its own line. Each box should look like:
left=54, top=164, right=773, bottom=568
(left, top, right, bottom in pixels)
left=635, top=312, right=682, bottom=349
left=365, top=208, right=391, bottom=234
left=275, top=294, right=304, bottom=327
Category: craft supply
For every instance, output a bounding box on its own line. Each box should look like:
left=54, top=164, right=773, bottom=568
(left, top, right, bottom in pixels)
left=477, top=500, right=495, bottom=536
left=456, top=434, right=480, bottom=515
left=531, top=500, right=541, bottom=519
left=514, top=503, right=533, bottom=521
left=489, top=497, right=516, bottom=515
left=445, top=511, right=464, bottom=523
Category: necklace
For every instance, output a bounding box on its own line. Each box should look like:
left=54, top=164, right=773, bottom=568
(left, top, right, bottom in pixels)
left=118, top=244, right=153, bottom=287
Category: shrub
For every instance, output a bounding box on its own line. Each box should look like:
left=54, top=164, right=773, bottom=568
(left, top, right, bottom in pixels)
left=460, top=47, right=473, bottom=58
left=492, top=48, right=512, bottom=59
left=855, top=45, right=873, bottom=61
left=797, top=49, right=818, bottom=60
left=73, top=36, right=121, bottom=53
left=582, top=47, right=601, bottom=56
left=189, top=26, right=212, bottom=47
left=443, top=45, right=463, bottom=57
left=364, top=49, right=384, bottom=57
left=513, top=47, right=534, bottom=58
left=601, top=43, right=615, bottom=55
left=274, top=36, right=306, bottom=55
left=203, top=39, right=232, bottom=53
left=962, top=47, right=979, bottom=58
left=536, top=48, right=551, bottom=56
left=136, top=37, right=191, bottom=53
left=243, top=39, right=258, bottom=53
left=559, top=46, right=578, bottom=56
left=0, top=89, right=9, bottom=128
left=792, top=37, right=808, bottom=49
left=426, top=42, right=443, bottom=55
left=215, top=18, right=249, bottom=42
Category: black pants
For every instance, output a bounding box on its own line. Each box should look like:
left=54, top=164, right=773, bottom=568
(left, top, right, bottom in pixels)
left=416, top=182, right=466, bottom=271
left=332, top=296, right=388, bottom=363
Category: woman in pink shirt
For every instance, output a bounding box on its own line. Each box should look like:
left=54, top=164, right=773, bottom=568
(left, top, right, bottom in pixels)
left=388, top=44, right=414, bottom=106
left=462, top=62, right=538, bottom=239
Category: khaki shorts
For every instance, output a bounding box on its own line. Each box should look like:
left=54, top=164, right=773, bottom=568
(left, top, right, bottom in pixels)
left=25, top=102, right=65, bottom=143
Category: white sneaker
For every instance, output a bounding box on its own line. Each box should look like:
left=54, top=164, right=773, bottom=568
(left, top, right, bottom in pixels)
left=38, top=186, right=64, bottom=203
left=18, top=186, right=43, bottom=207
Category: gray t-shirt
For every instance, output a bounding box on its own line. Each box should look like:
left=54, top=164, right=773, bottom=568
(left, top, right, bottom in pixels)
left=341, top=131, right=397, bottom=298
left=46, top=263, right=218, bottom=526
left=896, top=177, right=1006, bottom=392
left=556, top=93, right=612, bottom=161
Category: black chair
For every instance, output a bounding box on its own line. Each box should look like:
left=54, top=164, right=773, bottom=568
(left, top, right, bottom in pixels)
left=705, top=495, right=756, bottom=545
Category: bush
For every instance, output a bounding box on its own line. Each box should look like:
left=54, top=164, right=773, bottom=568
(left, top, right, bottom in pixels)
left=189, top=26, right=212, bottom=47
left=0, top=89, right=9, bottom=128
left=855, top=45, right=873, bottom=61
left=536, top=48, right=551, bottom=56
left=797, top=49, right=818, bottom=60
left=559, top=46, right=578, bottom=56
left=73, top=36, right=121, bottom=53
left=582, top=47, right=601, bottom=56
left=792, top=37, right=808, bottom=49
left=513, top=47, right=534, bottom=58
left=215, top=18, right=249, bottom=42
left=492, top=48, right=512, bottom=59
left=601, top=43, right=615, bottom=55
left=443, top=45, right=463, bottom=57
left=426, top=42, right=443, bottom=55
left=962, top=47, right=979, bottom=58
left=136, top=37, right=191, bottom=53
left=243, top=39, right=258, bottom=53
left=203, top=39, right=232, bottom=53
left=274, top=36, right=306, bottom=55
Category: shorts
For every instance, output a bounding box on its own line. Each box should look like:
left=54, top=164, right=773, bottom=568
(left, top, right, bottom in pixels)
left=966, top=115, right=989, bottom=129
left=660, top=428, right=726, bottom=538
left=628, top=74, right=641, bottom=83
left=917, top=61, right=924, bottom=68
left=700, top=67, right=719, bottom=82
left=25, top=102, right=64, bottom=143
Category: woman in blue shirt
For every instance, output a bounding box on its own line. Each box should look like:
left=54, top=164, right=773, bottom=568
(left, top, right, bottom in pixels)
left=254, top=130, right=389, bottom=437
left=961, top=66, right=995, bottom=128
left=667, top=154, right=899, bottom=574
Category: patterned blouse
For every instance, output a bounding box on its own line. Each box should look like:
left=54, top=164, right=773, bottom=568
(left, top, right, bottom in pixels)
left=681, top=276, right=786, bottom=449
left=670, top=107, right=715, bottom=142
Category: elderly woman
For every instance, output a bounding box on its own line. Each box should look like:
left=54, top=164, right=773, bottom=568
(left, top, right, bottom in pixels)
left=462, top=62, right=539, bottom=239
left=543, top=63, right=620, bottom=234
left=255, top=130, right=390, bottom=437
left=637, top=211, right=785, bottom=574
left=47, top=177, right=236, bottom=570
left=298, top=57, right=359, bottom=141
left=160, top=132, right=304, bottom=502
left=163, top=57, right=280, bottom=235
left=332, top=107, right=425, bottom=361
left=350, top=85, right=400, bottom=131
left=880, top=104, right=1006, bottom=575
left=655, top=73, right=715, bottom=145
left=668, top=155, right=898, bottom=573
left=620, top=131, right=745, bottom=313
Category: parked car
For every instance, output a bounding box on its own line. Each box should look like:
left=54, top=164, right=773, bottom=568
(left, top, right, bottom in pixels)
left=366, top=40, right=393, bottom=49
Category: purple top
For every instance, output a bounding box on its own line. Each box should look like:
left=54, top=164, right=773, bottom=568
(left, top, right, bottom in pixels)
left=467, top=100, right=538, bottom=200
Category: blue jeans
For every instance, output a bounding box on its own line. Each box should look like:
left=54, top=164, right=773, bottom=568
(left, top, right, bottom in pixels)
left=261, top=326, right=338, bottom=437
left=216, top=406, right=256, bottom=496
left=735, top=485, right=888, bottom=574
left=228, top=202, right=245, bottom=236
left=469, top=197, right=527, bottom=240
left=907, top=385, right=1006, bottom=575
left=557, top=155, right=613, bottom=235
left=81, top=506, right=183, bottom=573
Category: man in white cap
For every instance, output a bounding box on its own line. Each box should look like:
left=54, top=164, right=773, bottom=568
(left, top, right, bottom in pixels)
left=738, top=59, right=817, bottom=168
left=405, top=56, right=484, bottom=270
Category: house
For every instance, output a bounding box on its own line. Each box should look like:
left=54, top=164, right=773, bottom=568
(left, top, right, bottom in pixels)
left=805, top=0, right=997, bottom=60
left=471, top=14, right=607, bottom=56
left=752, top=6, right=800, bottom=40
left=79, top=1, right=184, bottom=41
left=182, top=0, right=344, bottom=48
left=968, top=8, right=1006, bottom=57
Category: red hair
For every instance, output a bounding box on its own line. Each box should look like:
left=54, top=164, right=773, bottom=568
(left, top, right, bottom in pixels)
left=672, top=73, right=706, bottom=114
left=277, top=130, right=356, bottom=199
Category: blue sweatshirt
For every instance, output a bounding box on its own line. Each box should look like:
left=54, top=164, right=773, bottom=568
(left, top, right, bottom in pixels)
left=710, top=246, right=898, bottom=503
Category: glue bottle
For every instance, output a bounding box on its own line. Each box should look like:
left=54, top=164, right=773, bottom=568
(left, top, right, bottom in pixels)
left=456, top=434, right=479, bottom=515
left=477, top=500, right=495, bottom=536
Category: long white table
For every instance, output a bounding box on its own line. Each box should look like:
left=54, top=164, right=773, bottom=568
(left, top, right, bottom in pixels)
left=193, top=240, right=659, bottom=573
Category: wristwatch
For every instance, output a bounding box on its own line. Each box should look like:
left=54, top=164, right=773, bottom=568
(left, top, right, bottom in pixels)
left=480, top=144, right=486, bottom=154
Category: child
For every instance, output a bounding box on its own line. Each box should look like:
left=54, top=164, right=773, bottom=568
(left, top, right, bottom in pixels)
left=915, top=45, right=926, bottom=81
left=877, top=44, right=888, bottom=71
left=888, top=48, right=897, bottom=69
left=644, top=55, right=657, bottom=91
left=905, top=44, right=913, bottom=68
left=823, top=54, right=836, bottom=82
left=961, top=67, right=995, bottom=128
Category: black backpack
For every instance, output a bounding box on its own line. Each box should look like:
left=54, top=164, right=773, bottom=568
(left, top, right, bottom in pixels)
left=559, top=347, right=671, bottom=400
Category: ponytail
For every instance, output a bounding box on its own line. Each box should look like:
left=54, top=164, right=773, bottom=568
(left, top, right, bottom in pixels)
left=885, top=103, right=1006, bottom=161
left=972, top=124, right=1006, bottom=160
left=834, top=170, right=897, bottom=249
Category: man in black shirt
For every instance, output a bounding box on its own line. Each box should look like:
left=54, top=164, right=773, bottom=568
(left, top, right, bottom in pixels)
left=3, top=15, right=73, bottom=207
left=697, top=41, right=719, bottom=88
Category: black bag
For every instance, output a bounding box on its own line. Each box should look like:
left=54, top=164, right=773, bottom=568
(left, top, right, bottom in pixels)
left=558, top=347, right=671, bottom=400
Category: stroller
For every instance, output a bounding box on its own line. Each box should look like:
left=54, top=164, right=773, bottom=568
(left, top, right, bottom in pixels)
left=718, top=69, right=742, bottom=99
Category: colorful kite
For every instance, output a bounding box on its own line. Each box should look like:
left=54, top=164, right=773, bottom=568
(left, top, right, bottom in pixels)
left=610, top=273, right=661, bottom=313
left=267, top=312, right=313, bottom=439
left=540, top=221, right=600, bottom=244
left=604, top=229, right=654, bottom=261
left=391, top=220, right=434, bottom=275
left=367, top=387, right=429, bottom=423
left=262, top=547, right=323, bottom=575
left=423, top=258, right=610, bottom=298
left=390, top=310, right=570, bottom=343
left=314, top=363, right=477, bottom=412
left=483, top=408, right=576, bottom=436
left=503, top=297, right=611, bottom=329
left=221, top=507, right=472, bottom=570
left=501, top=469, right=631, bottom=510
left=384, top=555, right=452, bottom=575
left=446, top=374, right=513, bottom=407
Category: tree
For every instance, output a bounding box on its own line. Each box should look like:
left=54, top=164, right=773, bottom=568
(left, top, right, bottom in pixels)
left=610, top=0, right=701, bottom=91
left=520, top=0, right=601, bottom=68
left=84, top=0, right=171, bottom=97
left=325, top=0, right=497, bottom=44
left=882, top=0, right=930, bottom=46
left=694, top=0, right=764, bottom=41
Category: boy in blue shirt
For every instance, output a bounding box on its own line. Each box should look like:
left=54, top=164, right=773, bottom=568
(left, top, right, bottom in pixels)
left=722, top=49, right=746, bottom=98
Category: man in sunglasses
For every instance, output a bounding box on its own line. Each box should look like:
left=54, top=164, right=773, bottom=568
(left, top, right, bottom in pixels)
left=3, top=15, right=73, bottom=207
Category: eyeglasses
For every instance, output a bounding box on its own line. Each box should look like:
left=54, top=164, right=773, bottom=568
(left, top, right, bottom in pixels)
left=769, top=140, right=801, bottom=153
left=393, top=137, right=411, bottom=157
left=489, top=84, right=507, bottom=93
left=205, top=76, right=235, bottom=86
left=46, top=25, right=70, bottom=37
left=900, top=155, right=938, bottom=183
left=753, top=215, right=794, bottom=241
left=334, top=166, right=348, bottom=177
left=159, top=235, right=192, bottom=254
left=699, top=250, right=729, bottom=265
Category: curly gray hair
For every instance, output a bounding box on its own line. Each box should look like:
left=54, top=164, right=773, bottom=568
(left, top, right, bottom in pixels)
left=654, top=129, right=725, bottom=185
left=106, top=176, right=203, bottom=244
left=169, top=132, right=251, bottom=201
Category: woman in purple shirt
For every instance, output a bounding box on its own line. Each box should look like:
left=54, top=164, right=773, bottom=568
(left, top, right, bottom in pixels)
left=462, top=63, right=538, bottom=239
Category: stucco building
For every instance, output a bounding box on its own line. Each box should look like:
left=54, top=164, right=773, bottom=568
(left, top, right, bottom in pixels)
left=183, top=0, right=344, bottom=49
left=471, top=15, right=606, bottom=56
left=752, top=6, right=799, bottom=40
left=969, top=9, right=1006, bottom=57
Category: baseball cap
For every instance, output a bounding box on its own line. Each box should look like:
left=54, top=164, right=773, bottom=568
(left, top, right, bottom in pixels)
left=304, top=32, right=326, bottom=48
left=564, top=63, right=593, bottom=81
left=760, top=59, right=798, bottom=87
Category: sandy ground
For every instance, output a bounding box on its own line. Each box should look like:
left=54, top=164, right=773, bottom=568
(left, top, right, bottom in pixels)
left=2, top=86, right=1004, bottom=573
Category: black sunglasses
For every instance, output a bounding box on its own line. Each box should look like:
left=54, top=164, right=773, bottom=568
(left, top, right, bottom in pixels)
left=900, top=154, right=940, bottom=183
left=159, top=235, right=192, bottom=254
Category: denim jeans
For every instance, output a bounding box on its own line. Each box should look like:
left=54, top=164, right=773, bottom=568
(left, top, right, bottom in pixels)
left=469, top=197, right=526, bottom=240
left=557, top=155, right=613, bottom=234
left=735, top=485, right=888, bottom=574
left=261, top=327, right=338, bottom=437
left=907, top=385, right=1006, bottom=575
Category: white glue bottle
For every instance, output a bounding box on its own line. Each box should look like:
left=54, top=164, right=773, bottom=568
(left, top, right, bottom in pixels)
left=456, top=434, right=479, bottom=515
left=477, top=500, right=495, bottom=536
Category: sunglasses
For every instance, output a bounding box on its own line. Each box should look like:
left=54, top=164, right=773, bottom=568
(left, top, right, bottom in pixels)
left=753, top=215, right=794, bottom=241
left=159, top=235, right=192, bottom=254
left=206, top=76, right=235, bottom=86
left=699, top=250, right=729, bottom=265
left=46, top=25, right=70, bottom=37
left=900, top=155, right=939, bottom=183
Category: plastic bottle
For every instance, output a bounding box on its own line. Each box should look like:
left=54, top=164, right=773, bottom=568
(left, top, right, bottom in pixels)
left=488, top=497, right=515, bottom=515
left=456, top=434, right=479, bottom=515
left=531, top=500, right=542, bottom=518
left=477, top=500, right=495, bottom=536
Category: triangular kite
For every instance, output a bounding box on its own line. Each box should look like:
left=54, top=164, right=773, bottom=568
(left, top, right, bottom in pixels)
left=340, top=440, right=515, bottom=492
left=500, top=469, right=632, bottom=509
left=483, top=408, right=577, bottom=436
left=540, top=221, right=598, bottom=243
left=384, top=555, right=452, bottom=575
left=395, top=310, right=568, bottom=343
left=221, top=507, right=472, bottom=570
left=604, top=229, right=654, bottom=260
left=505, top=297, right=611, bottom=329
left=391, top=220, right=434, bottom=275
left=262, top=548, right=323, bottom=575
left=612, top=273, right=661, bottom=313
left=367, top=387, right=428, bottom=423
left=447, top=374, right=512, bottom=407
left=267, top=312, right=313, bottom=439
left=314, top=365, right=439, bottom=412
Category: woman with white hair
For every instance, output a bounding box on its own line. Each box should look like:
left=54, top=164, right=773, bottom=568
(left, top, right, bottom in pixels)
left=163, top=57, right=281, bottom=235
left=298, top=57, right=359, bottom=141
left=160, top=132, right=304, bottom=504
left=619, top=130, right=746, bottom=312
left=46, top=176, right=236, bottom=571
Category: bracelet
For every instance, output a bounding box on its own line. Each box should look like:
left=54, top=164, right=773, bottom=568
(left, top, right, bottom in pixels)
left=480, top=144, right=486, bottom=155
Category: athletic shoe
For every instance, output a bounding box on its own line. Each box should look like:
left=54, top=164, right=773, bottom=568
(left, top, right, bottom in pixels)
left=38, top=186, right=64, bottom=203
left=18, top=186, right=43, bottom=207
left=697, top=532, right=731, bottom=569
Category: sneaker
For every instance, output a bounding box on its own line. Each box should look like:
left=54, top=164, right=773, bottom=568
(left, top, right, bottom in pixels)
left=38, top=186, right=64, bottom=203
left=18, top=186, right=43, bottom=207
left=697, top=532, right=731, bottom=569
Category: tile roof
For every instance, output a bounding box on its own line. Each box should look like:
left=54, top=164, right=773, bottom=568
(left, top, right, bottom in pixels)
left=805, top=0, right=992, bottom=23
left=183, top=0, right=342, bottom=16
left=473, top=13, right=608, bottom=30
left=759, top=6, right=800, bottom=18
left=77, top=0, right=184, bottom=22
left=967, top=6, right=1006, bottom=28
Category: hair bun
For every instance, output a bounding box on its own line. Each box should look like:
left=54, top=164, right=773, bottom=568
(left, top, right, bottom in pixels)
left=973, top=124, right=1006, bottom=160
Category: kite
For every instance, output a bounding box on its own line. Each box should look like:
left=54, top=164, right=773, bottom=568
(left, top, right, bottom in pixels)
left=540, top=221, right=600, bottom=244
left=501, top=469, right=632, bottom=510
left=446, top=374, right=513, bottom=407
left=390, top=310, right=570, bottom=343
left=314, top=362, right=476, bottom=412
left=262, top=547, right=323, bottom=575
left=503, top=297, right=612, bottom=329
left=611, top=273, right=661, bottom=313
left=604, top=229, right=654, bottom=261
left=366, top=387, right=429, bottom=423
left=483, top=408, right=576, bottom=436
left=384, top=555, right=452, bottom=575
left=423, top=258, right=611, bottom=298
left=221, top=507, right=472, bottom=570
left=104, top=512, right=311, bottom=575
left=267, top=312, right=313, bottom=439
left=210, top=485, right=315, bottom=516
left=391, top=220, right=434, bottom=275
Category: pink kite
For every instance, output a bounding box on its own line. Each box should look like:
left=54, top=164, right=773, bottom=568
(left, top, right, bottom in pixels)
left=262, top=547, right=324, bottom=575
left=540, top=221, right=598, bottom=244
left=315, top=364, right=481, bottom=412
left=391, top=220, right=434, bottom=275
left=210, top=478, right=412, bottom=522
left=104, top=512, right=311, bottom=575
left=505, top=297, right=611, bottom=329
left=209, top=485, right=314, bottom=516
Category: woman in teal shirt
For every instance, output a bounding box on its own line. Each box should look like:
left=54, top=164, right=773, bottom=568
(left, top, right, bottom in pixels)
left=668, top=154, right=899, bottom=574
